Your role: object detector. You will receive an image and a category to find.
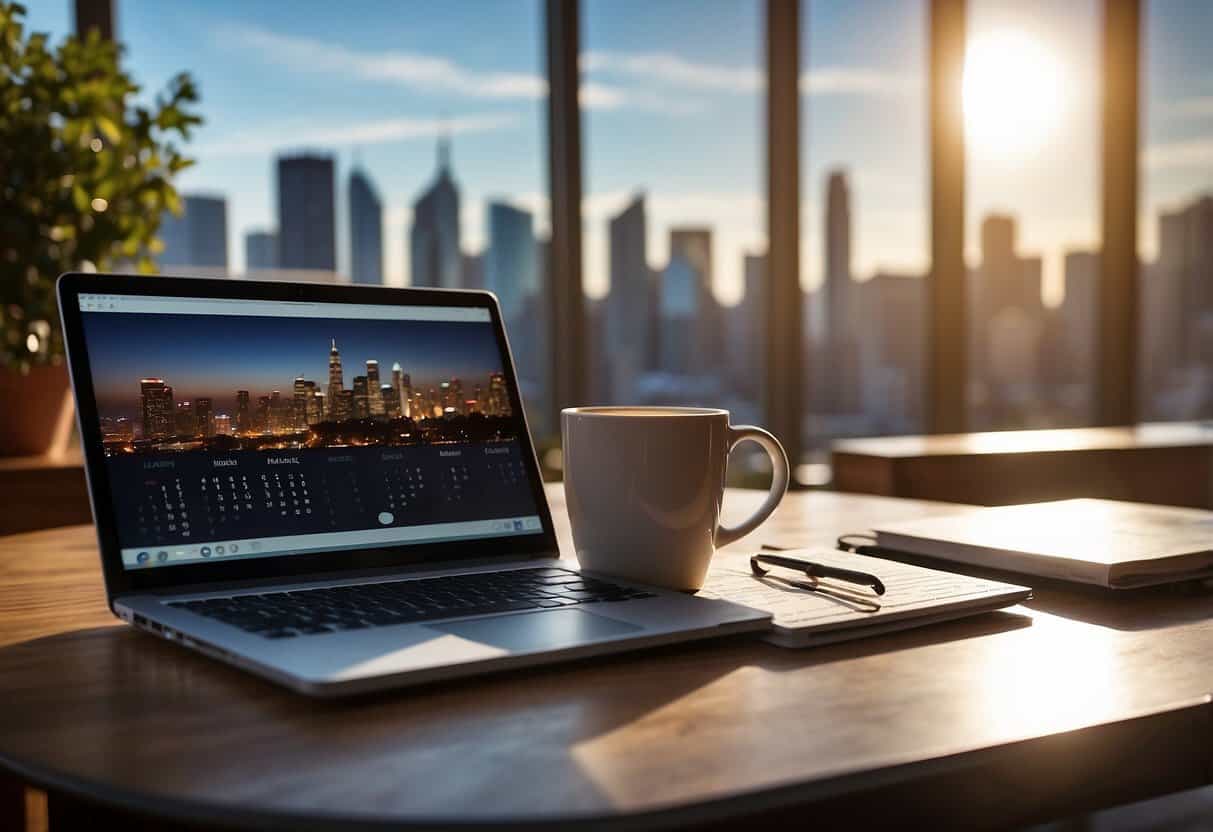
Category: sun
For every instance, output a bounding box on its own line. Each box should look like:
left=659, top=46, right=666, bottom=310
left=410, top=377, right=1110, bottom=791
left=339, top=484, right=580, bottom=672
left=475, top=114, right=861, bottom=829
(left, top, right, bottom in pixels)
left=963, top=30, right=1065, bottom=157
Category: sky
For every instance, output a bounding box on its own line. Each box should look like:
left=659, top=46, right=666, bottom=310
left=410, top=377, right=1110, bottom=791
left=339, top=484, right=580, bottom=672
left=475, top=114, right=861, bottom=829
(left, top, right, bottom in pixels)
left=81, top=312, right=506, bottom=419
left=22, top=0, right=1213, bottom=310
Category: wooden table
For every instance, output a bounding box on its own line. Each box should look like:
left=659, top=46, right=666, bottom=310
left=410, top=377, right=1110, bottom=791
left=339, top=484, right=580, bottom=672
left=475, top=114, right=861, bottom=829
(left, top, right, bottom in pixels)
left=832, top=422, right=1213, bottom=508
left=0, top=451, right=90, bottom=537
left=2, top=485, right=1213, bottom=830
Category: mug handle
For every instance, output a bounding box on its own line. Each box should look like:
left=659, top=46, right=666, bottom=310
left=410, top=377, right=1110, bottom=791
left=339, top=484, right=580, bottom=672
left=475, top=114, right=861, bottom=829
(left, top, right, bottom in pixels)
left=715, top=425, right=790, bottom=548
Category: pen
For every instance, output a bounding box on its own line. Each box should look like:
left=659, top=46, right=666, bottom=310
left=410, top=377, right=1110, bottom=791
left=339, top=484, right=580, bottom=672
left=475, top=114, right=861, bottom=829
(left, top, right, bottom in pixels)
left=750, top=553, right=887, bottom=596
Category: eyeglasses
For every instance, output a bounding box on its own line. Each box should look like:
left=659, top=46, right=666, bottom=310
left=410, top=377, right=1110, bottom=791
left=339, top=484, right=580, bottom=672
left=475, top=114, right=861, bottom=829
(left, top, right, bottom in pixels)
left=750, top=552, right=886, bottom=596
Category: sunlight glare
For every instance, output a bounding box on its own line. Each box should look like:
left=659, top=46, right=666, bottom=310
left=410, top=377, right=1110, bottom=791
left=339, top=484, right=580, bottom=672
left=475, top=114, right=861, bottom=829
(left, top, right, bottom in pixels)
left=963, top=30, right=1065, bottom=157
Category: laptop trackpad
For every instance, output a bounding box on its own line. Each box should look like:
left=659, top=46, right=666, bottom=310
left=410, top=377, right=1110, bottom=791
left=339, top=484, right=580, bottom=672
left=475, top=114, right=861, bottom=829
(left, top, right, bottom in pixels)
left=432, top=609, right=641, bottom=652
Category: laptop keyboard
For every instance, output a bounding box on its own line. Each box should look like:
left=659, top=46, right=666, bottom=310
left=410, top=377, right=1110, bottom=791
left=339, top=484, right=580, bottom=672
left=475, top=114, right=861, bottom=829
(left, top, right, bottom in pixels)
left=167, top=568, right=656, bottom=639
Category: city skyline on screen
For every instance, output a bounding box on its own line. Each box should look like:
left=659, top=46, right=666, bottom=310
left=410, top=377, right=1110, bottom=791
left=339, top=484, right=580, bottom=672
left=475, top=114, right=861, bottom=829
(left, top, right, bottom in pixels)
left=82, top=312, right=507, bottom=421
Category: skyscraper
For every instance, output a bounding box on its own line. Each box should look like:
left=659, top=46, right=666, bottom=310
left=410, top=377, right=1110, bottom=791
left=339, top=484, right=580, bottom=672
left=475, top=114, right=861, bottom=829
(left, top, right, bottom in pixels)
left=1061, top=251, right=1099, bottom=385
left=140, top=378, right=174, bottom=439
left=159, top=194, right=229, bottom=270
left=175, top=400, right=196, bottom=436
left=366, top=360, right=384, bottom=416
left=817, top=170, right=862, bottom=414
left=235, top=390, right=251, bottom=434
left=485, top=201, right=537, bottom=322
left=195, top=397, right=214, bottom=438
left=409, top=136, right=461, bottom=288
left=392, top=363, right=411, bottom=417
left=607, top=194, right=650, bottom=400
left=292, top=377, right=316, bottom=429
left=970, top=214, right=1045, bottom=427
left=669, top=227, right=720, bottom=373
left=381, top=385, right=401, bottom=419
left=352, top=376, right=370, bottom=419
left=326, top=339, right=344, bottom=412
left=245, top=231, right=277, bottom=271
left=659, top=254, right=697, bottom=374
left=733, top=252, right=767, bottom=398
left=461, top=253, right=484, bottom=290
left=277, top=154, right=336, bottom=271
left=824, top=170, right=852, bottom=337
left=348, top=168, right=384, bottom=285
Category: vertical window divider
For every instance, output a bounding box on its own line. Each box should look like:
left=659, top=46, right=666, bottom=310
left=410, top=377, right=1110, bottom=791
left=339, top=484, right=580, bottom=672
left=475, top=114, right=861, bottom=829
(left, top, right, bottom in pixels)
left=765, top=0, right=804, bottom=477
left=927, top=0, right=968, bottom=435
left=1097, top=0, right=1140, bottom=426
left=544, top=0, right=588, bottom=432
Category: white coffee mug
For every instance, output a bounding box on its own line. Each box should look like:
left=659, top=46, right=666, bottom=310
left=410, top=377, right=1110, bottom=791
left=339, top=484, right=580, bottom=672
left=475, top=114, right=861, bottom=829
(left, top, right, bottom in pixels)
left=561, top=406, right=790, bottom=591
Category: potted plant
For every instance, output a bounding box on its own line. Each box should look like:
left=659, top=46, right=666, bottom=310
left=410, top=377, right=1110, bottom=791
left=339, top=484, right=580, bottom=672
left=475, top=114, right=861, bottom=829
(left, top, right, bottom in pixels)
left=0, top=1, right=200, bottom=455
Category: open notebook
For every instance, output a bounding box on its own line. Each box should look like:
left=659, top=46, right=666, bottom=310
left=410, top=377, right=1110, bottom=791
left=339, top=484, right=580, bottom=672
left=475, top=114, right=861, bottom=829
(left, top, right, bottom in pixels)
left=875, top=499, right=1213, bottom=589
left=699, top=548, right=1030, bottom=648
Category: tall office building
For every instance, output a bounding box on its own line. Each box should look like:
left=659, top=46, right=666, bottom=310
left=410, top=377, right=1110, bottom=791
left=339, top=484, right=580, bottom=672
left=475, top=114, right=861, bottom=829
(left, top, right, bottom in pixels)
left=326, top=339, right=344, bottom=412
left=381, top=385, right=401, bottom=419
left=409, top=137, right=461, bottom=288
left=607, top=194, right=651, bottom=401
left=174, top=400, right=196, bottom=436
left=140, top=378, right=174, bottom=440
left=659, top=255, right=698, bottom=375
left=461, top=253, right=484, bottom=290
left=334, top=389, right=354, bottom=423
left=668, top=227, right=720, bottom=374
left=1158, top=196, right=1213, bottom=369
left=277, top=154, right=336, bottom=271
left=969, top=214, right=1046, bottom=427
left=352, top=376, right=370, bottom=419
left=159, top=194, right=229, bottom=270
left=366, top=360, right=384, bottom=416
left=733, top=252, right=766, bottom=398
left=859, top=273, right=925, bottom=431
left=813, top=170, right=865, bottom=415
left=245, top=231, right=277, bottom=271
left=485, top=201, right=537, bottom=322
left=268, top=391, right=283, bottom=432
left=235, top=390, right=251, bottom=434
left=194, top=397, right=214, bottom=438
left=824, top=171, right=852, bottom=336
left=391, top=364, right=411, bottom=417
left=1060, top=251, right=1099, bottom=386
left=292, top=377, right=317, bottom=429
left=348, top=168, right=384, bottom=285
left=309, top=390, right=325, bottom=425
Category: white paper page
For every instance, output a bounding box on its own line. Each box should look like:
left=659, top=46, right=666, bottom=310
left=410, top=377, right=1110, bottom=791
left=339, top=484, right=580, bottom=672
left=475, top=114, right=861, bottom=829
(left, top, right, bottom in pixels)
left=700, top=548, right=1026, bottom=632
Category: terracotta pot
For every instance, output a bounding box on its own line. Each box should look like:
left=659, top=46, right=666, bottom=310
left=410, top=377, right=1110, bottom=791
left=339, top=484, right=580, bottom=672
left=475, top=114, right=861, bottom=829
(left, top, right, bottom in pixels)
left=0, top=364, right=75, bottom=457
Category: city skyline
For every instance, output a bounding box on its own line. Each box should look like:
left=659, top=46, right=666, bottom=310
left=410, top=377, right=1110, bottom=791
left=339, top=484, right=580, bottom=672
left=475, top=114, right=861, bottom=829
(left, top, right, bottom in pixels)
left=26, top=0, right=1210, bottom=299
left=81, top=313, right=508, bottom=422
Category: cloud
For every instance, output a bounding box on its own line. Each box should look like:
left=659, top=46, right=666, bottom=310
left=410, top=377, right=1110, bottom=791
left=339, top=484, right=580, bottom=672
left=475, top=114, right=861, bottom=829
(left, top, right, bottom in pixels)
left=582, top=50, right=762, bottom=94
left=195, top=114, right=518, bottom=157
left=582, top=49, right=914, bottom=98
left=1144, top=137, right=1213, bottom=170
left=801, top=67, right=919, bottom=96
left=1167, top=96, right=1213, bottom=119
left=216, top=23, right=548, bottom=101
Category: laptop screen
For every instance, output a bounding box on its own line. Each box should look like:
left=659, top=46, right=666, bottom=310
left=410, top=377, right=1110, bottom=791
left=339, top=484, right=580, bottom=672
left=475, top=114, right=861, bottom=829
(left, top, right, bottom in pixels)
left=75, top=292, right=544, bottom=570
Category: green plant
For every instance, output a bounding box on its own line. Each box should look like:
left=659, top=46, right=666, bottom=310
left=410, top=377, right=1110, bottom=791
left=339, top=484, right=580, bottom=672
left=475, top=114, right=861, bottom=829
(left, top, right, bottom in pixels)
left=0, top=1, right=201, bottom=371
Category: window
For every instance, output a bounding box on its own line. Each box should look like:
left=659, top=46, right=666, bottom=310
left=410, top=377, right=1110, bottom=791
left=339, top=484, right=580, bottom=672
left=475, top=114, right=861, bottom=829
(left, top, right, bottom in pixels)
left=119, top=0, right=553, bottom=434
left=963, top=0, right=1102, bottom=430
left=581, top=0, right=766, bottom=436
left=801, top=0, right=928, bottom=456
left=1138, top=0, right=1213, bottom=420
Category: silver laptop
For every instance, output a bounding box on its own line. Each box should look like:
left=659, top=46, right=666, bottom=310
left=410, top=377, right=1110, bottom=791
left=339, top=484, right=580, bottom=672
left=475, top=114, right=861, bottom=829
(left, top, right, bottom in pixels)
left=58, top=274, right=769, bottom=696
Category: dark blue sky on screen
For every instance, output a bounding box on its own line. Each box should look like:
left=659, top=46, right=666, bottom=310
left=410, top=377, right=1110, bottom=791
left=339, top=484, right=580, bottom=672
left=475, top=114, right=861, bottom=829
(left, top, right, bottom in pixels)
left=82, top=312, right=506, bottom=419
